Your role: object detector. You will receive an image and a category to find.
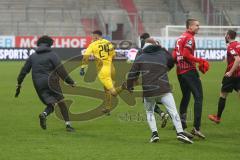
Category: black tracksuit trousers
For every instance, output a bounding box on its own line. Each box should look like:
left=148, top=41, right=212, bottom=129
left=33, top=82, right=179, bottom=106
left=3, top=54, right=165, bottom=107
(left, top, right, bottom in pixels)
left=177, top=70, right=203, bottom=131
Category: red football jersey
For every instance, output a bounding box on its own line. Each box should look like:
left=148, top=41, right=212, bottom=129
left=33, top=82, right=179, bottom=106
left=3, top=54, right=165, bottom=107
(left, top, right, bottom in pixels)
left=172, top=31, right=197, bottom=75
left=226, top=41, right=240, bottom=77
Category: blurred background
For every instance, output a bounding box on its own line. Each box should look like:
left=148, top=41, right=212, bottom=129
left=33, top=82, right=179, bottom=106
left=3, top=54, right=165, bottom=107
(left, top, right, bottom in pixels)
left=0, top=0, right=239, bottom=40
left=0, top=0, right=239, bottom=61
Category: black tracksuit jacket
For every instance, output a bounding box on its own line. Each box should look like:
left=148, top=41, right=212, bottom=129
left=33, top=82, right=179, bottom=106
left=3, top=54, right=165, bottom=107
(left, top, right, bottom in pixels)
left=17, top=43, right=74, bottom=105
left=127, top=45, right=174, bottom=97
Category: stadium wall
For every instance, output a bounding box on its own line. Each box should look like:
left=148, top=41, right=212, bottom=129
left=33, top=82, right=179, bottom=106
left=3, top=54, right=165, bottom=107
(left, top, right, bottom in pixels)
left=0, top=35, right=228, bottom=61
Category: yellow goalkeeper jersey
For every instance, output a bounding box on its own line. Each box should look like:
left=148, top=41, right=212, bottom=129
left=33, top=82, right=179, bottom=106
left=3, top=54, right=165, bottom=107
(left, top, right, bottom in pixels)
left=82, top=38, right=115, bottom=69
left=81, top=38, right=116, bottom=89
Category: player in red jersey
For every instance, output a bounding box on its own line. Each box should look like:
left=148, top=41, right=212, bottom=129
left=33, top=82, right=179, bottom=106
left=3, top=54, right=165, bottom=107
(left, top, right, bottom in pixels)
left=208, top=30, right=240, bottom=124
left=172, top=19, right=209, bottom=139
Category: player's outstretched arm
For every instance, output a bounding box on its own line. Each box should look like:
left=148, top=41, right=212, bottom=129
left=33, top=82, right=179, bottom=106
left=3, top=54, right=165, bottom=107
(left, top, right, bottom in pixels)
left=17, top=57, right=32, bottom=86
left=79, top=55, right=90, bottom=76
left=127, top=61, right=141, bottom=92
left=80, top=44, right=93, bottom=76
left=51, top=53, right=75, bottom=86
left=15, top=57, right=32, bottom=97
left=183, top=47, right=210, bottom=74
left=182, top=47, right=204, bottom=63
left=163, top=49, right=175, bottom=70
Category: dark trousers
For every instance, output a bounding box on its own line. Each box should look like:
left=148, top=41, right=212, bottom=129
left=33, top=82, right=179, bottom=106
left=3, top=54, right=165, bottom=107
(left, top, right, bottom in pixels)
left=44, top=101, right=70, bottom=122
left=177, top=70, right=203, bottom=130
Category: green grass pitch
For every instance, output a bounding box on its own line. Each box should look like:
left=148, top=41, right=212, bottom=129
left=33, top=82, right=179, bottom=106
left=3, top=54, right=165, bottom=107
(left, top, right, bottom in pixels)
left=0, top=61, right=240, bottom=160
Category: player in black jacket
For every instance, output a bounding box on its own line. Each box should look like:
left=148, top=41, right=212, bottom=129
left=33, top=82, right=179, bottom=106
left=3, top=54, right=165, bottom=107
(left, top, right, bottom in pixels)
left=127, top=38, right=193, bottom=144
left=138, top=33, right=169, bottom=128
left=16, top=36, right=76, bottom=132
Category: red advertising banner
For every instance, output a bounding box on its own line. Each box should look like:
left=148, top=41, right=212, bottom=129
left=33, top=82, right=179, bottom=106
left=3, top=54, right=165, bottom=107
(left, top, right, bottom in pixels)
left=15, top=36, right=92, bottom=48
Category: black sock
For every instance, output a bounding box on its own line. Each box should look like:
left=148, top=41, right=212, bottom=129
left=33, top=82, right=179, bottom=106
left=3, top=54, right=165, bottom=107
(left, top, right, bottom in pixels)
left=154, top=105, right=162, bottom=115
left=217, top=97, right=226, bottom=118
left=44, top=104, right=54, bottom=116
left=180, top=113, right=187, bottom=129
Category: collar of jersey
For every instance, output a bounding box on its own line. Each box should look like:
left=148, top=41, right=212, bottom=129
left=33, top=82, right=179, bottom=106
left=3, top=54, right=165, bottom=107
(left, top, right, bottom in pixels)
left=186, top=30, right=195, bottom=36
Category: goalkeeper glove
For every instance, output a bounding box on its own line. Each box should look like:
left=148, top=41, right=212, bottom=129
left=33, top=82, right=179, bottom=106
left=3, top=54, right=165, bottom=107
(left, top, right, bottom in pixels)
left=198, top=59, right=210, bottom=74
left=80, top=68, right=85, bottom=76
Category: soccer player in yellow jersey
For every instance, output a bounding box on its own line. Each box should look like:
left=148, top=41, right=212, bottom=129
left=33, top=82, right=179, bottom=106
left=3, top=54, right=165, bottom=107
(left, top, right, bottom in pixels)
left=80, top=30, right=124, bottom=115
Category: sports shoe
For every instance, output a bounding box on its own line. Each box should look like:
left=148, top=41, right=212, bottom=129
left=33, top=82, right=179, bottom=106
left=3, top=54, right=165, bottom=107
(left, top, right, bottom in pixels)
left=102, top=108, right=111, bottom=116
left=150, top=131, right=160, bottom=143
left=208, top=114, right=221, bottom=124
left=182, top=130, right=194, bottom=139
left=39, top=113, right=47, bottom=130
left=161, top=113, right=169, bottom=128
left=177, top=133, right=193, bottom=144
left=191, top=128, right=206, bottom=139
left=66, top=125, right=75, bottom=132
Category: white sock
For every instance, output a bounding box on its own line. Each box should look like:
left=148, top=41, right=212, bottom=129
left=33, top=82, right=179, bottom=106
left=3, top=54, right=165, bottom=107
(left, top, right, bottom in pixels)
left=65, top=121, right=71, bottom=126
left=160, top=112, right=165, bottom=118
left=43, top=112, right=47, bottom=116
left=146, top=111, right=157, bottom=133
